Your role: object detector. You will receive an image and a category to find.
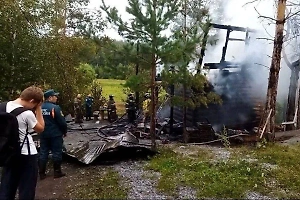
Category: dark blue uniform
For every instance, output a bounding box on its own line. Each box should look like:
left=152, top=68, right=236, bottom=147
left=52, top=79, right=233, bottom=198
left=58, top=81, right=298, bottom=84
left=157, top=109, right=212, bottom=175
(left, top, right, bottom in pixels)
left=40, top=101, right=67, bottom=164
left=85, top=96, right=93, bottom=120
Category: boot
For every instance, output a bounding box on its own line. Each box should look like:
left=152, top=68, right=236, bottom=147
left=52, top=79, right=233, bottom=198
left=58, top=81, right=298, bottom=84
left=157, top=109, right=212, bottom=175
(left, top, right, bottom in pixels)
left=38, top=161, right=47, bottom=180
left=53, top=161, right=66, bottom=178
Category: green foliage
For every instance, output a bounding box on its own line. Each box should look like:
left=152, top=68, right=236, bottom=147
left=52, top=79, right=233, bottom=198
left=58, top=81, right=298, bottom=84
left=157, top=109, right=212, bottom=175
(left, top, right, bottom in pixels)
left=90, top=80, right=104, bottom=111
left=215, top=126, right=231, bottom=148
left=101, top=0, right=182, bottom=94
left=162, top=69, right=221, bottom=108
left=0, top=0, right=105, bottom=113
left=90, top=37, right=136, bottom=79
left=124, top=74, right=150, bottom=93
left=76, top=63, right=97, bottom=93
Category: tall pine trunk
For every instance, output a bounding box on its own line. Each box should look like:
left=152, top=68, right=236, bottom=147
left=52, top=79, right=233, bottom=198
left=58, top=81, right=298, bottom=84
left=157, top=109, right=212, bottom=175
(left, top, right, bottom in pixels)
left=261, top=0, right=286, bottom=139
left=150, top=0, right=157, bottom=151
left=182, top=0, right=188, bottom=143
left=150, top=55, right=157, bottom=150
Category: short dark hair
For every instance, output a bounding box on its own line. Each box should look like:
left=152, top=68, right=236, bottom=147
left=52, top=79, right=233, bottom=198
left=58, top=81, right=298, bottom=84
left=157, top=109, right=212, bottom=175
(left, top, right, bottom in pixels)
left=20, top=86, right=44, bottom=103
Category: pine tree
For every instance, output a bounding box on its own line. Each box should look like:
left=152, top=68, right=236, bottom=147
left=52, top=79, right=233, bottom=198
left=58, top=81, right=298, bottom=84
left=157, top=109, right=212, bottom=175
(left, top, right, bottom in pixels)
left=161, top=0, right=221, bottom=142
left=101, top=0, right=181, bottom=150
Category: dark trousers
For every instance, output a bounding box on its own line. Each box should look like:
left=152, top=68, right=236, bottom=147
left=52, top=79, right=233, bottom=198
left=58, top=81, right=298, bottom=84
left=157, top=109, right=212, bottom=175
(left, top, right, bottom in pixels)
left=127, top=110, right=136, bottom=123
left=85, top=106, right=92, bottom=119
left=39, top=136, right=63, bottom=163
left=0, top=154, right=38, bottom=200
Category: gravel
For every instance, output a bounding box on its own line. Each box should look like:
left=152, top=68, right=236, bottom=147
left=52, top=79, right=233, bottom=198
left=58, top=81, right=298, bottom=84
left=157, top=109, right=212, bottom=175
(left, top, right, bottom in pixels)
left=114, top=160, right=198, bottom=199
left=246, top=192, right=277, bottom=200
left=177, top=186, right=197, bottom=199
left=207, top=146, right=231, bottom=161
left=114, top=161, right=170, bottom=199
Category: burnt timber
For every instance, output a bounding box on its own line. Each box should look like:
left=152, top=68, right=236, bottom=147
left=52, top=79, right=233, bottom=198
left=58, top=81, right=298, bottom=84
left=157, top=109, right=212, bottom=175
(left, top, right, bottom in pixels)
left=162, top=23, right=264, bottom=135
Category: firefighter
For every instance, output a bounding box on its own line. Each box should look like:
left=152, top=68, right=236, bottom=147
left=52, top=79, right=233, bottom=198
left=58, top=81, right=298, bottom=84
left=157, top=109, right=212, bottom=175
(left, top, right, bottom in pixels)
left=107, top=94, right=117, bottom=122
left=74, top=94, right=83, bottom=123
left=143, top=93, right=151, bottom=124
left=125, top=93, right=136, bottom=124
left=85, top=94, right=94, bottom=121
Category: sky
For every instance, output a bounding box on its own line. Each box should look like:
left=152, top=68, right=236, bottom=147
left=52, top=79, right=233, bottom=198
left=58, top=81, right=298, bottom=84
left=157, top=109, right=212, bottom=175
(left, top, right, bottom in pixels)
left=88, top=0, right=129, bottom=40
left=89, top=0, right=276, bottom=41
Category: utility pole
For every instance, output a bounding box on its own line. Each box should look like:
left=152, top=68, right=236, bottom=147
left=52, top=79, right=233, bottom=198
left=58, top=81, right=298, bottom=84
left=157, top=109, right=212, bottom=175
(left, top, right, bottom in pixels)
left=260, top=0, right=286, bottom=140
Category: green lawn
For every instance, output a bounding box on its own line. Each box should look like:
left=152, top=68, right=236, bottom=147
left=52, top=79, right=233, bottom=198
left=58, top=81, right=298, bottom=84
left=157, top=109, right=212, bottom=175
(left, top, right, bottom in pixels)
left=98, top=79, right=127, bottom=102
left=98, top=79, right=127, bottom=114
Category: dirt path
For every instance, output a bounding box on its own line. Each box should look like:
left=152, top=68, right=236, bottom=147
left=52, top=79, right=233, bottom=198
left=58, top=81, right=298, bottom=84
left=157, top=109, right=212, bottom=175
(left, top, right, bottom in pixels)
left=35, top=162, right=88, bottom=199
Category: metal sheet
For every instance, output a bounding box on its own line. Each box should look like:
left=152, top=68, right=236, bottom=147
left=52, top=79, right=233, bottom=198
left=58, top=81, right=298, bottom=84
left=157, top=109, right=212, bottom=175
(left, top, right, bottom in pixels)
left=63, top=123, right=153, bottom=164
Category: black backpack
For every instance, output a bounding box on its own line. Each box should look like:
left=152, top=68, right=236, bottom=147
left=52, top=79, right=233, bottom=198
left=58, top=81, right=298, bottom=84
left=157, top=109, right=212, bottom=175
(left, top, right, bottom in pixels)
left=0, top=102, right=29, bottom=166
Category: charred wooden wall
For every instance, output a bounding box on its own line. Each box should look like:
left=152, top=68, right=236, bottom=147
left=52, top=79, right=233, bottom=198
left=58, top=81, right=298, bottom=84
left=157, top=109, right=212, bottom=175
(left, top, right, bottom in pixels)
left=165, top=67, right=264, bottom=132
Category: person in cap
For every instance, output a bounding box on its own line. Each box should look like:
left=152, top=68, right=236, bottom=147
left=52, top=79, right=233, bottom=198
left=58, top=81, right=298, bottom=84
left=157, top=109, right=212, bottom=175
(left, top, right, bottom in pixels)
left=107, top=94, right=117, bottom=122
left=85, top=94, right=94, bottom=121
left=39, top=89, right=67, bottom=180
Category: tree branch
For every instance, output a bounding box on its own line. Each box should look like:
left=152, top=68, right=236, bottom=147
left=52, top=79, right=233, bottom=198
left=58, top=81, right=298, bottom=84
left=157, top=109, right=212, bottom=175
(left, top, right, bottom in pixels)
left=243, top=0, right=261, bottom=7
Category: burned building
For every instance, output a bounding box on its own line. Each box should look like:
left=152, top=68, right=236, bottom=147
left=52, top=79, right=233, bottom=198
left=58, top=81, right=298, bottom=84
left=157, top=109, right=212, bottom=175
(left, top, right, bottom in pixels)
left=160, top=23, right=266, bottom=133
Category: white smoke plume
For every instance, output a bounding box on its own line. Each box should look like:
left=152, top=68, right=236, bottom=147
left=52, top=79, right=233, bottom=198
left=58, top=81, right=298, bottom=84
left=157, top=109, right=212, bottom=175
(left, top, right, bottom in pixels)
left=205, top=0, right=291, bottom=104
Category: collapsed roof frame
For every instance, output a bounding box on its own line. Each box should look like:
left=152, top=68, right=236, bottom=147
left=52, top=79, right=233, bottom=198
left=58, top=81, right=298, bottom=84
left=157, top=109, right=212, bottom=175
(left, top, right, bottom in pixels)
left=198, top=23, right=256, bottom=71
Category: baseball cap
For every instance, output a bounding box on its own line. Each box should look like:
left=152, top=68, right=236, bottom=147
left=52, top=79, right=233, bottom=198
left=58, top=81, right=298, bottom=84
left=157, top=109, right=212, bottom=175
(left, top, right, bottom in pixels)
left=44, top=89, right=59, bottom=99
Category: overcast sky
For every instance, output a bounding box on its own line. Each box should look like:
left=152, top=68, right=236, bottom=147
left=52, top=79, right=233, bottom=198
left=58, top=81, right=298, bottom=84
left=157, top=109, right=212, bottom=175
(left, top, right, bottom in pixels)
left=89, top=0, right=276, bottom=40
left=88, top=0, right=129, bottom=40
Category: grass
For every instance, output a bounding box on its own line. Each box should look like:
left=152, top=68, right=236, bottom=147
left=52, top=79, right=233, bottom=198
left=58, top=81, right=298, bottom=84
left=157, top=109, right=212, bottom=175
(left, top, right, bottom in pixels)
left=98, top=79, right=127, bottom=114
left=145, top=144, right=300, bottom=199
left=231, top=143, right=300, bottom=198
left=66, top=167, right=128, bottom=199
left=99, top=79, right=127, bottom=102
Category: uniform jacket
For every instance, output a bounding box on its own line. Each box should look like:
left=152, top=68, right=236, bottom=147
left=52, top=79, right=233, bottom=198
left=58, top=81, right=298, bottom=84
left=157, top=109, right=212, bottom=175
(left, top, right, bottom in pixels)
left=126, top=97, right=136, bottom=111
left=41, top=101, right=67, bottom=138
left=85, top=97, right=93, bottom=108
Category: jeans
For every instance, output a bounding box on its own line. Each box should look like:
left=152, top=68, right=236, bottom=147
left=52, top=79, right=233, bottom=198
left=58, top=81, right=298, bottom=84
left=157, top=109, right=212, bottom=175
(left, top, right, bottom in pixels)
left=39, top=136, right=63, bottom=163
left=0, top=154, right=38, bottom=200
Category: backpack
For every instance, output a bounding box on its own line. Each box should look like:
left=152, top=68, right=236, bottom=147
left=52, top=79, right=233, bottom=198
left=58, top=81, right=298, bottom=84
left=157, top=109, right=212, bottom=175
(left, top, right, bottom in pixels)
left=0, top=102, right=29, bottom=166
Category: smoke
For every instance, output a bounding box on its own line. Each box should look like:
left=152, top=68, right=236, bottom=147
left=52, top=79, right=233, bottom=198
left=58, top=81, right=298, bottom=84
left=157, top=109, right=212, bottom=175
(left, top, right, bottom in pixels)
left=205, top=0, right=291, bottom=103
left=190, top=0, right=294, bottom=131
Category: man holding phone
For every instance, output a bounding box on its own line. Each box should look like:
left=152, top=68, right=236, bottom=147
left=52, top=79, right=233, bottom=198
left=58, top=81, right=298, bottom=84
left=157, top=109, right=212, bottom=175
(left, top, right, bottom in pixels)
left=0, top=86, right=45, bottom=200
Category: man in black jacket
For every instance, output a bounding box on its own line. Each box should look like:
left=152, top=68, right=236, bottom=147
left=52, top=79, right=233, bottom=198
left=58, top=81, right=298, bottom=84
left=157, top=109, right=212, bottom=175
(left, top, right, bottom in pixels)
left=39, top=89, right=67, bottom=180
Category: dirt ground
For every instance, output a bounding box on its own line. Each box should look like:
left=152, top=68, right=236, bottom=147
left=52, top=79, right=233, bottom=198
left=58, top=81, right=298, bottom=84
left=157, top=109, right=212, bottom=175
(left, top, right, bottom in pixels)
left=35, top=149, right=151, bottom=199
left=36, top=161, right=89, bottom=199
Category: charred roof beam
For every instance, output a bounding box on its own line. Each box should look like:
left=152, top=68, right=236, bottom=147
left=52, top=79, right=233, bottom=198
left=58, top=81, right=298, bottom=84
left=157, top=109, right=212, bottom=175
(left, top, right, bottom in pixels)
left=210, top=23, right=256, bottom=33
